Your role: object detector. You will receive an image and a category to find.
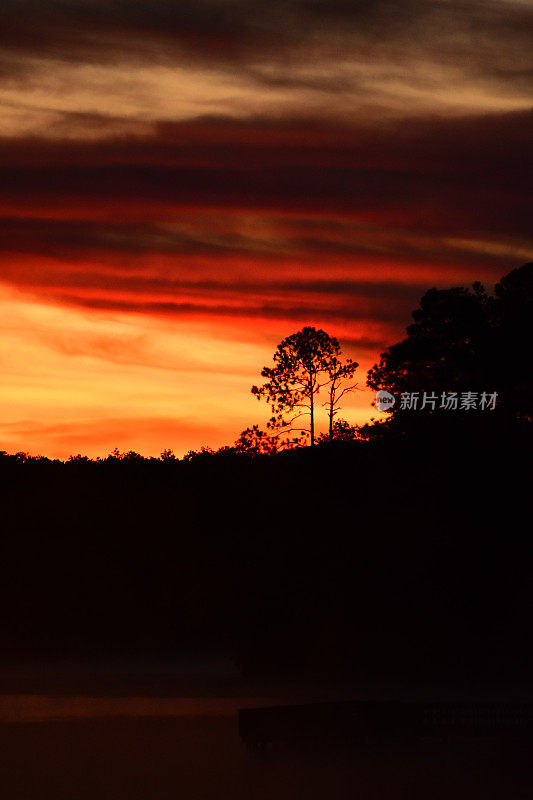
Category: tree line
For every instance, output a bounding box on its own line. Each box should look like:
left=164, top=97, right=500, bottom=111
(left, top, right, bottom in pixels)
left=4, top=261, right=531, bottom=465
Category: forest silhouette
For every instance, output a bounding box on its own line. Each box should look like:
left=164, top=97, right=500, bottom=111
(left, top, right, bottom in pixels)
left=0, top=263, right=531, bottom=681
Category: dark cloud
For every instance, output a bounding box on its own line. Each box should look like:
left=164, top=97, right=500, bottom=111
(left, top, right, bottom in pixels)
left=0, top=242, right=430, bottom=316
left=2, top=106, right=530, bottom=173
left=45, top=292, right=407, bottom=331
left=0, top=0, right=428, bottom=58
left=0, top=0, right=531, bottom=96
left=0, top=108, right=531, bottom=245
left=0, top=212, right=522, bottom=270
left=0, top=217, right=273, bottom=258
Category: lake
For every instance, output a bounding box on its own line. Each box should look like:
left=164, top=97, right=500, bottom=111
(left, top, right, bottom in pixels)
left=0, top=660, right=530, bottom=799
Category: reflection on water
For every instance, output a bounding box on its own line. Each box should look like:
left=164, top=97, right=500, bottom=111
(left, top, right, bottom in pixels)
left=0, top=696, right=530, bottom=800
left=0, top=694, right=273, bottom=723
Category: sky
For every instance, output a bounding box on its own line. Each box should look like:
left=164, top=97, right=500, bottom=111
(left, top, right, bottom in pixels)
left=0, top=0, right=532, bottom=458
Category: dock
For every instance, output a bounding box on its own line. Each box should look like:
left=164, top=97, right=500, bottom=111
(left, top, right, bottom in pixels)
left=239, top=701, right=533, bottom=746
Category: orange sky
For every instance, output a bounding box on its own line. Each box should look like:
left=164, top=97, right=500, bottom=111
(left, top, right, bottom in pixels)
left=0, top=0, right=531, bottom=458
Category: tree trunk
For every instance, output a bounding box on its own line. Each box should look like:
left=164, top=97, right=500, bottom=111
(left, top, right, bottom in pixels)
left=329, top=386, right=334, bottom=440
left=309, top=376, right=315, bottom=446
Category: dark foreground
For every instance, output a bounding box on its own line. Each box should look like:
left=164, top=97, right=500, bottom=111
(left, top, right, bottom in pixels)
left=1, top=711, right=532, bottom=800
left=1, top=423, right=531, bottom=683
left=0, top=716, right=532, bottom=800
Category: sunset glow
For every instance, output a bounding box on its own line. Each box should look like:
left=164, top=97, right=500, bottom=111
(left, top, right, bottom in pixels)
left=1, top=0, right=531, bottom=457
